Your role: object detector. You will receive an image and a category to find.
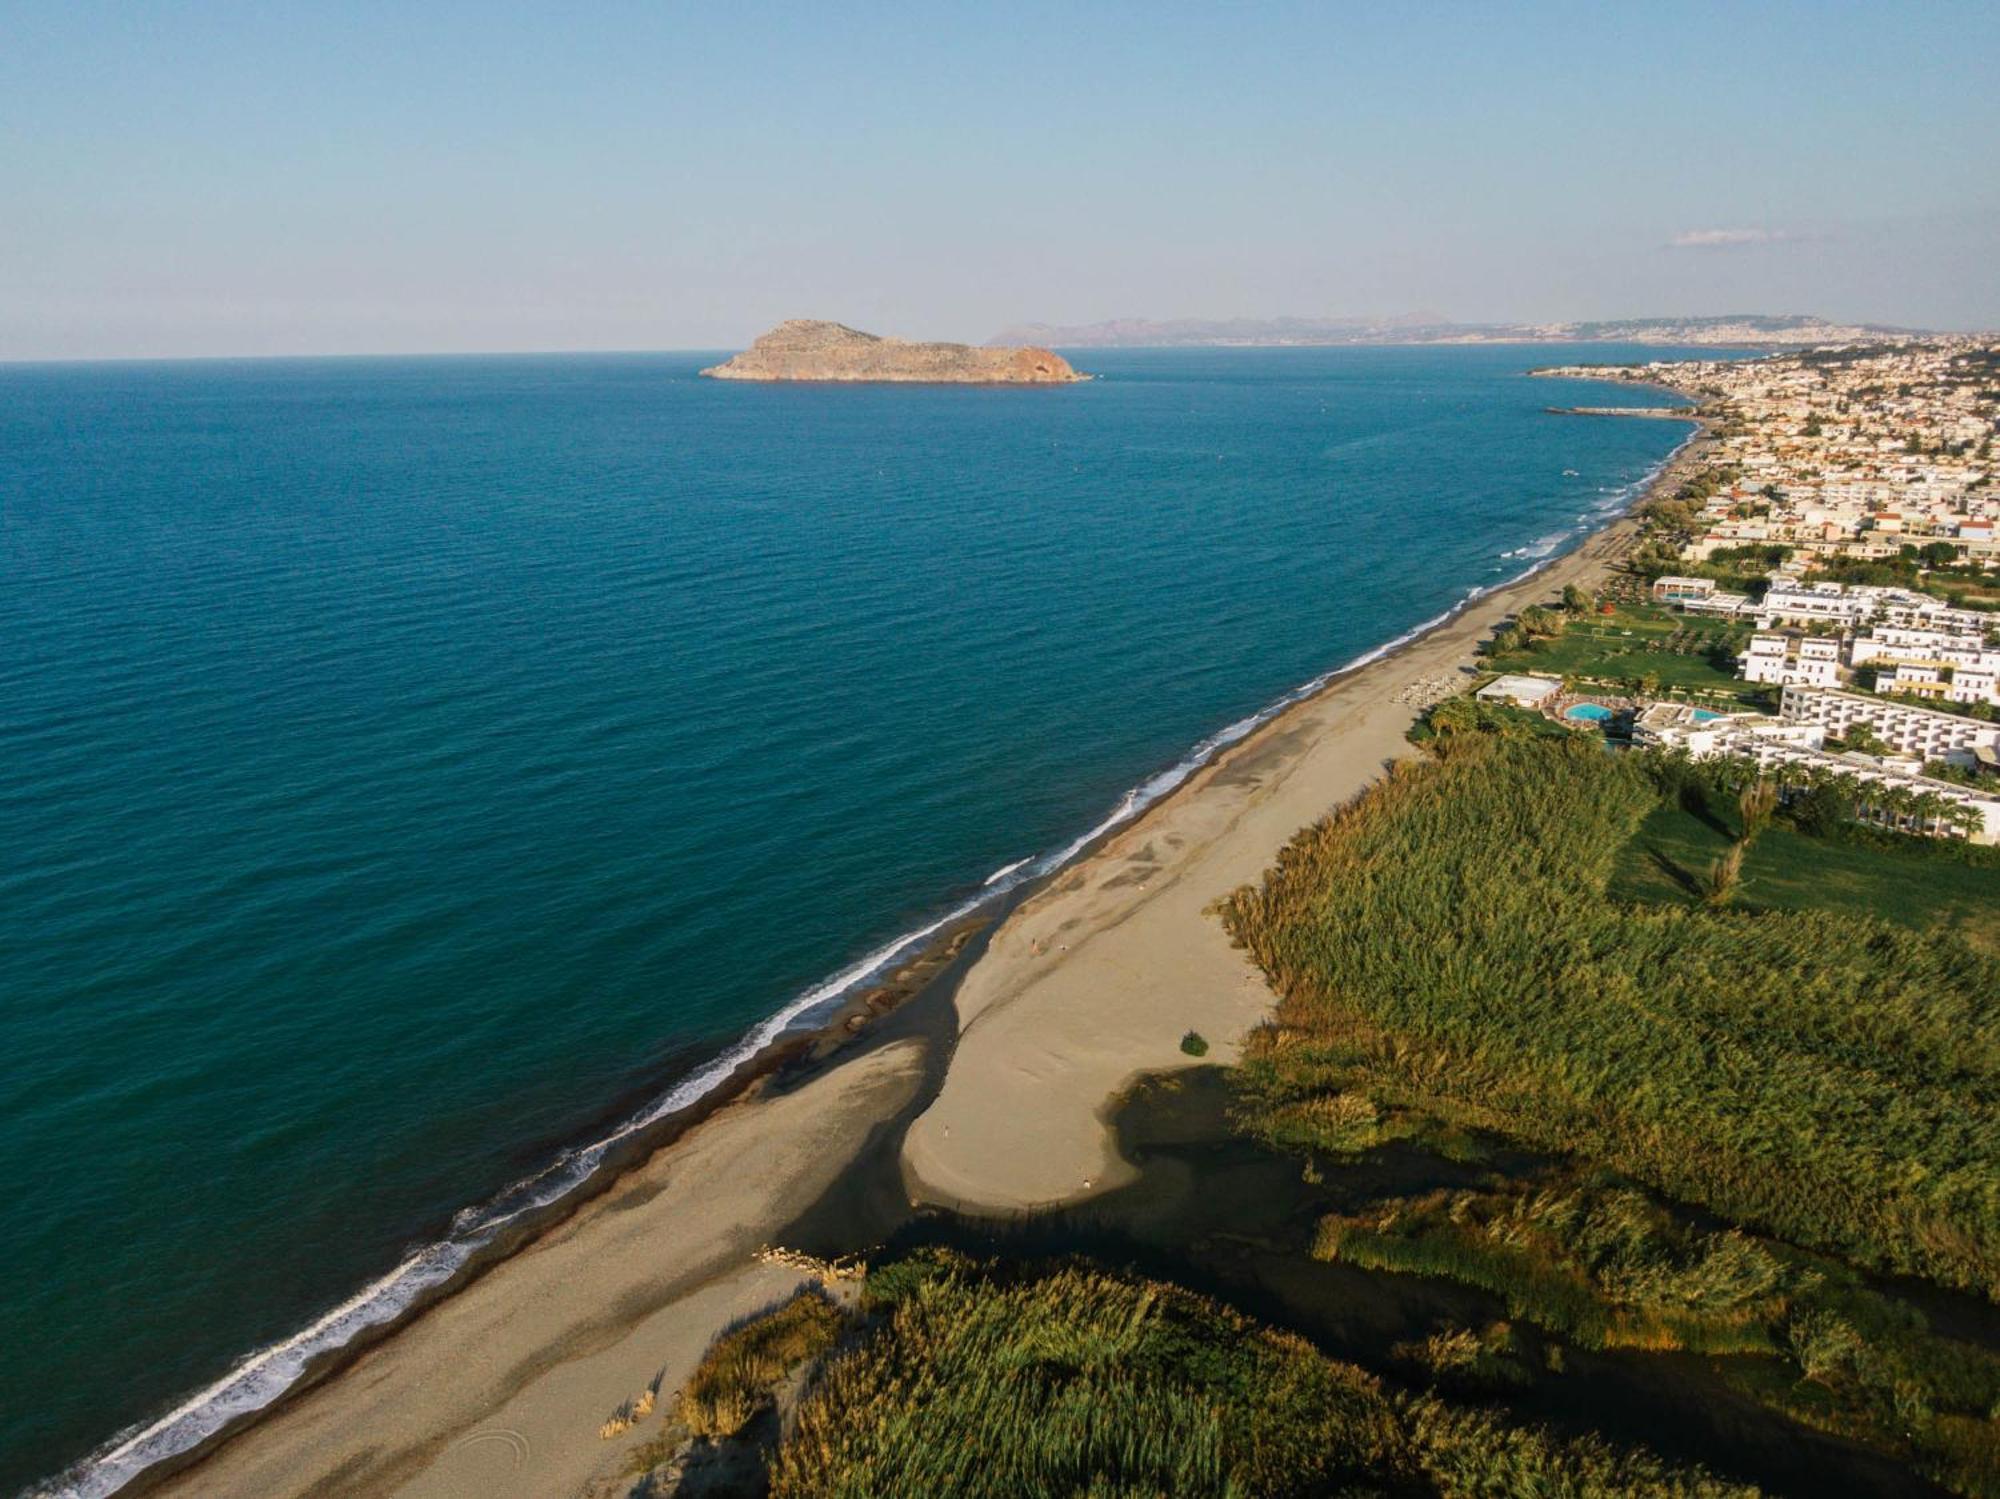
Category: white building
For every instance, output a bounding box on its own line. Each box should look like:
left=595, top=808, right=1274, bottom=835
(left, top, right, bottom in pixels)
left=1757, top=583, right=1873, bottom=629
left=1632, top=704, right=1823, bottom=759
left=1955, top=668, right=2000, bottom=706
left=1848, top=626, right=2000, bottom=706
left=1636, top=703, right=2000, bottom=843
left=1779, top=685, right=2000, bottom=761
left=1849, top=625, right=2000, bottom=672
left=1740, top=634, right=1840, bottom=688
left=1476, top=674, right=1561, bottom=708
left=1652, top=576, right=1717, bottom=603
left=1755, top=581, right=1992, bottom=637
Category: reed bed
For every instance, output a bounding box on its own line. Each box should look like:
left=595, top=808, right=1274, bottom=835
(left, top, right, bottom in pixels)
left=676, top=1287, right=845, bottom=1439
left=1220, top=734, right=2000, bottom=1299
left=766, top=1249, right=1751, bottom=1498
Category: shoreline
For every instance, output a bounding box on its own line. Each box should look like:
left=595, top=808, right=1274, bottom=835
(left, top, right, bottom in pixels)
left=55, top=399, right=1709, bottom=1499
left=899, top=408, right=1705, bottom=1214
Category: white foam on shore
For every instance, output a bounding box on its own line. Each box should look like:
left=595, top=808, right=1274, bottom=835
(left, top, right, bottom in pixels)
left=42, top=433, right=1695, bottom=1499
left=982, top=856, right=1035, bottom=887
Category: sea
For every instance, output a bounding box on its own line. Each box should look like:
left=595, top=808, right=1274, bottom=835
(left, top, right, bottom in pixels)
left=0, top=345, right=1701, bottom=1494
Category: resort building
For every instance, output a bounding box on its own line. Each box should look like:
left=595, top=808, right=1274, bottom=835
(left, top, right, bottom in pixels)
left=1476, top=674, right=1561, bottom=709
left=1652, top=576, right=1716, bottom=604
left=1849, top=626, right=2000, bottom=706
left=1681, top=589, right=1755, bottom=618
left=1651, top=575, right=1753, bottom=617
left=1740, top=634, right=1839, bottom=688
left=1778, top=685, right=2000, bottom=760
left=1631, top=703, right=1821, bottom=759
left=1634, top=704, right=2000, bottom=843
left=1955, top=668, right=2000, bottom=706
left=1756, top=583, right=1875, bottom=630
left=1849, top=625, right=2000, bottom=672
left=1753, top=582, right=1992, bottom=637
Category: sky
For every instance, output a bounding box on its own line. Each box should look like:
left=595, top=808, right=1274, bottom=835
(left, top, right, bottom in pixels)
left=2, top=0, right=1996, bottom=359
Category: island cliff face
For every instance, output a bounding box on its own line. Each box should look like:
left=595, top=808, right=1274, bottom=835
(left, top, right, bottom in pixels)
left=702, top=320, right=1086, bottom=384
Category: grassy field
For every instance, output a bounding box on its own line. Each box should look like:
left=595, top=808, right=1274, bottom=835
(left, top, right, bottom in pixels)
left=1488, top=601, right=1768, bottom=707
left=1220, top=734, right=2000, bottom=1299
left=758, top=1249, right=1753, bottom=1498
left=1608, top=791, right=2000, bottom=954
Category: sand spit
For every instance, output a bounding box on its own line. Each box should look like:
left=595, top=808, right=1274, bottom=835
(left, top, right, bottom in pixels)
left=899, top=510, right=1660, bottom=1213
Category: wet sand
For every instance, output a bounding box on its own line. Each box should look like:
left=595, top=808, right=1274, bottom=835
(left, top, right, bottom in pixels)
left=144, top=428, right=1704, bottom=1499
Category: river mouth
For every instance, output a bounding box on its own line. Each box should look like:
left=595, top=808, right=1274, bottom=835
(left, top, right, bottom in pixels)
left=796, top=1065, right=1951, bottom=1498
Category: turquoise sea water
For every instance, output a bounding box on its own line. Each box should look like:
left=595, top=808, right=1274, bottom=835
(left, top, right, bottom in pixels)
left=0, top=346, right=1696, bottom=1493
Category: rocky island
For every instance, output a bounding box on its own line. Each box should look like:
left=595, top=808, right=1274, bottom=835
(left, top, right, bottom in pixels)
left=701, top=319, right=1087, bottom=384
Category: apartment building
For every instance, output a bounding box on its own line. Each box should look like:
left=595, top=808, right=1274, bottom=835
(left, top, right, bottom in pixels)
left=1740, top=634, right=1840, bottom=688
left=1779, top=684, right=2000, bottom=760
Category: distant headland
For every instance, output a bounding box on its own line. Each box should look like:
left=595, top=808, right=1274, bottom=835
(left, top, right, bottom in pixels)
left=702, top=319, right=1088, bottom=384
left=988, top=312, right=1924, bottom=350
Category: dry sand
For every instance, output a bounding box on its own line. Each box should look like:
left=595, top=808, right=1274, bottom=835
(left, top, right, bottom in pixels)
left=143, top=430, right=1695, bottom=1499
left=901, top=515, right=1649, bottom=1212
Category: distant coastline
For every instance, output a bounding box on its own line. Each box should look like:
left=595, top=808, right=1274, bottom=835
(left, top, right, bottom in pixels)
left=992, top=312, right=1921, bottom=350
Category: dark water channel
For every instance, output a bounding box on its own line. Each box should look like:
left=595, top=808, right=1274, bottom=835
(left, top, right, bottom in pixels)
left=787, top=1060, right=1951, bottom=1497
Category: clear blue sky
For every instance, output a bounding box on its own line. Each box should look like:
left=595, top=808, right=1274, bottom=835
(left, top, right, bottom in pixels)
left=3, top=0, right=1995, bottom=358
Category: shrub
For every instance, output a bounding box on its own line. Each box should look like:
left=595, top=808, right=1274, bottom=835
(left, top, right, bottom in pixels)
left=1179, top=1029, right=1209, bottom=1057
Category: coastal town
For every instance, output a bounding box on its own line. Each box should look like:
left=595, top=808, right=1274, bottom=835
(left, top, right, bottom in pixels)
left=1488, top=339, right=2000, bottom=844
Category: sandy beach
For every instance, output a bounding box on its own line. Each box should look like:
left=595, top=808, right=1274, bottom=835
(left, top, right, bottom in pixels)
left=139, top=425, right=1704, bottom=1499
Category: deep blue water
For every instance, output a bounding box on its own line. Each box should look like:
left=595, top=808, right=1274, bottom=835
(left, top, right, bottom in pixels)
left=0, top=346, right=1695, bottom=1493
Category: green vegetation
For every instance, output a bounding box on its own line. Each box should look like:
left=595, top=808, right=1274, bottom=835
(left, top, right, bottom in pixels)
left=1411, top=695, right=1570, bottom=745
left=1607, top=779, right=2000, bottom=953
left=1483, top=600, right=1763, bottom=707
left=1179, top=1029, right=1210, bottom=1057
left=1316, top=1173, right=2000, bottom=1494
left=1321, top=1176, right=1798, bottom=1355
left=764, top=1249, right=1751, bottom=1497
left=1219, top=729, right=2000, bottom=1490
left=1220, top=734, right=2000, bottom=1298
left=1806, top=551, right=2000, bottom=612
left=677, top=1287, right=845, bottom=1438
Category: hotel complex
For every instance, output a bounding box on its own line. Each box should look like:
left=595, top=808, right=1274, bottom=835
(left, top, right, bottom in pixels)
left=1551, top=340, right=2000, bottom=842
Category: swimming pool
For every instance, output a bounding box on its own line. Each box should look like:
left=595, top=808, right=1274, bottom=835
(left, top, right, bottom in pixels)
left=1564, top=703, right=1614, bottom=722
left=1691, top=709, right=1724, bottom=722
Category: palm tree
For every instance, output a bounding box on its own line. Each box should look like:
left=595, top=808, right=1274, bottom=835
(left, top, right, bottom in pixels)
left=1881, top=784, right=1918, bottom=834
left=1911, top=791, right=1948, bottom=837
left=1770, top=761, right=1805, bottom=809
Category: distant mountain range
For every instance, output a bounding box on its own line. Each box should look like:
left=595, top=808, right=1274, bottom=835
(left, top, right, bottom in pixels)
left=987, top=313, right=1921, bottom=349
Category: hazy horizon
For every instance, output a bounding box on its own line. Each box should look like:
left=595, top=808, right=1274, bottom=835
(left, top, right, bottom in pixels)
left=4, top=1, right=1996, bottom=361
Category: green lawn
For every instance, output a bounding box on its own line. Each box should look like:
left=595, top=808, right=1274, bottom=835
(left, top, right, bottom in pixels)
left=1607, top=796, right=2000, bottom=953
left=1490, top=603, right=1769, bottom=707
